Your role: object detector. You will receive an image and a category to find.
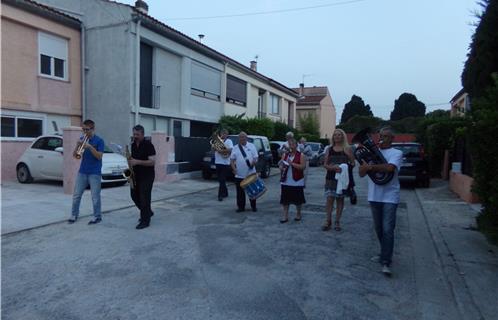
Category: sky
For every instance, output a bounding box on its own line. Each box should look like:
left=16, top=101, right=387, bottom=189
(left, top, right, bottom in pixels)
left=122, top=0, right=481, bottom=121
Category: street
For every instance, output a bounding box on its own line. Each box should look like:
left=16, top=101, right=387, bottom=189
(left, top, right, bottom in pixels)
left=1, top=167, right=495, bottom=320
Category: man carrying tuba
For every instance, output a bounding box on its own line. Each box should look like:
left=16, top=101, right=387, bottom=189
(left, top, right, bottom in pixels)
left=212, top=129, right=233, bottom=201
left=358, top=127, right=402, bottom=277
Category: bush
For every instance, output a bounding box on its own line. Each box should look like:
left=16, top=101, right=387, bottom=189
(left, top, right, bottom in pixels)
left=273, top=121, right=298, bottom=141
left=244, top=117, right=274, bottom=138
left=469, top=75, right=498, bottom=221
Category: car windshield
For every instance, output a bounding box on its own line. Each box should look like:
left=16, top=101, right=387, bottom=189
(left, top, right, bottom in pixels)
left=393, top=145, right=421, bottom=157
left=104, top=145, right=114, bottom=153
left=308, top=143, right=320, bottom=151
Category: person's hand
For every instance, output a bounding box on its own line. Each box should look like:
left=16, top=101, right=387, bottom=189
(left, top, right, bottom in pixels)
left=359, top=160, right=371, bottom=176
left=335, top=166, right=342, bottom=173
left=129, top=158, right=139, bottom=166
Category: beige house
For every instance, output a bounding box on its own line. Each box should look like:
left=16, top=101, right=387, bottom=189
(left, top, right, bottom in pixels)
left=293, top=84, right=336, bottom=139
left=224, top=61, right=297, bottom=127
left=1, top=0, right=81, bottom=181
left=450, top=88, right=470, bottom=118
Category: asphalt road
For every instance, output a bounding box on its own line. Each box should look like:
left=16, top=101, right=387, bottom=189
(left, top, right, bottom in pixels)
left=1, top=168, right=457, bottom=320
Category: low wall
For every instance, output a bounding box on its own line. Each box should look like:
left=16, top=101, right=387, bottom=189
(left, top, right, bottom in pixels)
left=1, top=141, right=32, bottom=182
left=449, top=171, right=479, bottom=203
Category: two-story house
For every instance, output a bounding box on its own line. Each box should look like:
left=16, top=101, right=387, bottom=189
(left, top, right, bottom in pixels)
left=450, top=88, right=470, bottom=118
left=1, top=0, right=82, bottom=181
left=293, top=84, right=336, bottom=139
left=35, top=0, right=297, bottom=148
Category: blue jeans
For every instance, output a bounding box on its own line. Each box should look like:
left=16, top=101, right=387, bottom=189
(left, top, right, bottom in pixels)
left=71, top=173, right=102, bottom=219
left=370, top=201, right=398, bottom=266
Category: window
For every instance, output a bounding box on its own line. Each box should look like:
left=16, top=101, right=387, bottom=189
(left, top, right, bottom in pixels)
left=173, top=120, right=182, bottom=137
left=270, top=94, right=280, bottom=114
left=32, top=137, right=61, bottom=151
left=253, top=138, right=263, bottom=152
left=38, top=32, right=68, bottom=80
left=1, top=116, right=43, bottom=138
left=191, top=61, right=221, bottom=101
left=140, top=42, right=153, bottom=108
left=226, top=75, right=247, bottom=106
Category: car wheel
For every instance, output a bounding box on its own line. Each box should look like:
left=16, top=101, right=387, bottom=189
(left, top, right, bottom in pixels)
left=17, top=163, right=33, bottom=183
left=202, top=170, right=212, bottom=180
left=260, top=163, right=271, bottom=178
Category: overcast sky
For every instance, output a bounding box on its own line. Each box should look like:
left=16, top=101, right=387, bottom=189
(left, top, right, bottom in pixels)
left=122, top=0, right=480, bottom=121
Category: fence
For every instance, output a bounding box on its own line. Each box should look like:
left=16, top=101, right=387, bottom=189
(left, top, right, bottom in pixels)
left=174, top=137, right=210, bottom=172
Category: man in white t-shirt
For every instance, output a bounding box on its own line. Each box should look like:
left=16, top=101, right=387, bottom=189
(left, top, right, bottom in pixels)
left=213, top=129, right=233, bottom=201
left=230, top=132, right=258, bottom=212
left=359, top=127, right=403, bottom=277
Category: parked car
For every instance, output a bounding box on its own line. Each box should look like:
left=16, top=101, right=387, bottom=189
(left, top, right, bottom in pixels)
left=270, top=141, right=286, bottom=166
left=392, top=142, right=430, bottom=187
left=307, top=142, right=325, bottom=167
left=201, top=135, right=273, bottom=180
left=16, top=135, right=129, bottom=185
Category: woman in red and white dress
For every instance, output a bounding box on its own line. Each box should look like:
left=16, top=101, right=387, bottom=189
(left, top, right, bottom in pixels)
left=279, top=138, right=306, bottom=223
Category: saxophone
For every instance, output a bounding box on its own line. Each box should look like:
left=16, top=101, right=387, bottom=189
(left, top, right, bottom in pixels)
left=123, top=145, right=136, bottom=189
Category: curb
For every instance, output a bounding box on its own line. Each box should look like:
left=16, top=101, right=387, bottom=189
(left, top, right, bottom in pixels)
left=413, top=188, right=484, bottom=320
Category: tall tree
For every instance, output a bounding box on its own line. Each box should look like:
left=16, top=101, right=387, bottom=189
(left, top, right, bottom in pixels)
left=390, top=93, right=426, bottom=121
left=462, top=0, right=498, bottom=99
left=340, top=95, right=373, bottom=124
left=298, top=112, right=320, bottom=137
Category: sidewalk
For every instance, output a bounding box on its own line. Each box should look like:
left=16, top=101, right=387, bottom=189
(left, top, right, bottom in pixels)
left=414, top=179, right=498, bottom=320
left=1, top=177, right=218, bottom=235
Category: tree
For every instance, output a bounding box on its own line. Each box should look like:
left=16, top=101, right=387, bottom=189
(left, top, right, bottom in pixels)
left=337, top=115, right=384, bottom=133
left=462, top=0, right=498, bottom=99
left=298, top=112, right=320, bottom=137
left=273, top=121, right=297, bottom=141
left=425, top=109, right=450, bottom=119
left=340, top=95, right=373, bottom=124
left=390, top=93, right=426, bottom=121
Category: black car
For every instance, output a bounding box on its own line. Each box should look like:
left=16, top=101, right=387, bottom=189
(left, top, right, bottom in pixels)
left=201, top=135, right=273, bottom=180
left=270, top=141, right=286, bottom=166
left=392, top=142, right=430, bottom=187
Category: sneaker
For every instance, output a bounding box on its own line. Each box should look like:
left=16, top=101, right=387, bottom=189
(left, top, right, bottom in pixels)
left=68, top=216, right=77, bottom=224
left=382, top=264, right=392, bottom=276
left=370, top=255, right=381, bottom=263
left=88, top=218, right=102, bottom=225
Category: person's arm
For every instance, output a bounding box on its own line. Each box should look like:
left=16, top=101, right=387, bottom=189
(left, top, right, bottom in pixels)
left=130, top=143, right=156, bottom=167
left=86, top=139, right=103, bottom=160
left=250, top=145, right=258, bottom=167
left=345, top=147, right=355, bottom=168
left=291, top=153, right=306, bottom=170
left=359, top=151, right=401, bottom=177
left=230, top=158, right=237, bottom=174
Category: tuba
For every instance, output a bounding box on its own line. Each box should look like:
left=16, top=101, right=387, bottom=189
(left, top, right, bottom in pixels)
left=210, top=132, right=230, bottom=158
left=352, top=128, right=394, bottom=185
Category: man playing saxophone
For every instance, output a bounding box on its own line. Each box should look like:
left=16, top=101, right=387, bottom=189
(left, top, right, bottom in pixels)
left=68, top=119, right=104, bottom=225
left=213, top=129, right=233, bottom=201
left=129, top=125, right=156, bottom=230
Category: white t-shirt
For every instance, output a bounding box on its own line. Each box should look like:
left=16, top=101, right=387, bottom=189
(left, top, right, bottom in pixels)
left=367, top=147, right=403, bottom=204
left=230, top=142, right=258, bottom=179
left=214, top=138, right=233, bottom=165
left=281, top=153, right=305, bottom=187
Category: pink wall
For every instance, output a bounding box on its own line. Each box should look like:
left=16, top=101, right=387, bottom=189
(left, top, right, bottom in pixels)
left=449, top=171, right=480, bottom=203
left=1, top=4, right=81, bottom=117
left=1, top=141, right=32, bottom=182
left=151, top=132, right=178, bottom=182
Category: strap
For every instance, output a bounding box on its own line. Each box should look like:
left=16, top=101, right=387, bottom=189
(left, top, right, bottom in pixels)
left=238, top=144, right=253, bottom=169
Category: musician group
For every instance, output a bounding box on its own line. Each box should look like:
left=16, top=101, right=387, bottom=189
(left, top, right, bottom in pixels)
left=69, top=119, right=402, bottom=275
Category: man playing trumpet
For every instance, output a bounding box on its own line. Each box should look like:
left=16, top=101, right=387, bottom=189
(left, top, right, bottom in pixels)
left=68, top=119, right=105, bottom=225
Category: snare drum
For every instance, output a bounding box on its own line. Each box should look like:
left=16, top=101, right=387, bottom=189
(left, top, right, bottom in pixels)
left=240, top=173, right=267, bottom=200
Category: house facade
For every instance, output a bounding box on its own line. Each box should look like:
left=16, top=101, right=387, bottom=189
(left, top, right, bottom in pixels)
left=224, top=62, right=297, bottom=127
left=1, top=0, right=82, bottom=181
left=293, top=84, right=336, bottom=139
left=450, top=88, right=470, bottom=118
left=35, top=0, right=297, bottom=147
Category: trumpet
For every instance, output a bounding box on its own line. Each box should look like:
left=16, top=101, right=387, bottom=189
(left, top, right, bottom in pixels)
left=75, top=134, right=90, bottom=159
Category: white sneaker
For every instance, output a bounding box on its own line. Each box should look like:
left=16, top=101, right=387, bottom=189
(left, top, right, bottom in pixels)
left=370, top=255, right=380, bottom=263
left=382, top=264, right=392, bottom=276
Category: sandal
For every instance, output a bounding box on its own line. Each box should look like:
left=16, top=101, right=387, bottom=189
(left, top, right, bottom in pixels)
left=321, top=220, right=332, bottom=231
left=334, top=221, right=342, bottom=231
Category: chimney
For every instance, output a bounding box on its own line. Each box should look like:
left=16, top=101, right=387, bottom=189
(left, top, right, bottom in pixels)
left=135, top=0, right=148, bottom=14
left=250, top=60, right=257, bottom=71
left=299, top=83, right=304, bottom=96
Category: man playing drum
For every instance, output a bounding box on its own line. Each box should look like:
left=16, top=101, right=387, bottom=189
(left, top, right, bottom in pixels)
left=230, top=132, right=259, bottom=212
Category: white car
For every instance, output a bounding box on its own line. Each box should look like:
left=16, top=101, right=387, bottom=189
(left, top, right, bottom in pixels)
left=16, top=135, right=129, bottom=185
